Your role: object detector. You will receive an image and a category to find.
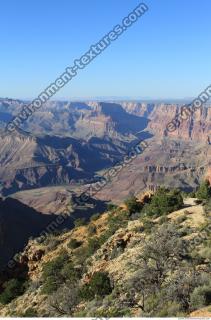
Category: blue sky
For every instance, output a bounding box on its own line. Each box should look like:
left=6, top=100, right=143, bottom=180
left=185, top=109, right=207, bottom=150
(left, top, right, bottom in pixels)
left=1, top=0, right=211, bottom=100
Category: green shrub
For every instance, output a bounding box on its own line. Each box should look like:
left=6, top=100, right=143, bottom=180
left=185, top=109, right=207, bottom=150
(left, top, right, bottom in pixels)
left=107, top=203, right=118, bottom=211
left=175, top=214, right=187, bottom=224
left=67, top=238, right=82, bottom=249
left=86, top=237, right=101, bottom=256
left=90, top=213, right=100, bottom=221
left=92, top=307, right=130, bottom=317
left=74, top=218, right=86, bottom=227
left=196, top=180, right=211, bottom=200
left=156, top=301, right=184, bottom=317
left=124, top=196, right=142, bottom=214
left=42, top=251, right=79, bottom=294
left=199, top=247, right=211, bottom=261
left=106, top=210, right=129, bottom=235
left=143, top=188, right=183, bottom=217
left=190, top=284, right=211, bottom=310
left=158, top=215, right=169, bottom=225
left=74, top=237, right=101, bottom=264
left=80, top=272, right=112, bottom=300
left=0, top=279, right=26, bottom=305
left=205, top=198, right=211, bottom=214
left=142, top=218, right=155, bottom=233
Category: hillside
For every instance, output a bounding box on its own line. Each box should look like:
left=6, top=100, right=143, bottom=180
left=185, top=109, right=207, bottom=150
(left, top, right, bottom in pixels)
left=0, top=185, right=210, bottom=317
left=0, top=130, right=130, bottom=195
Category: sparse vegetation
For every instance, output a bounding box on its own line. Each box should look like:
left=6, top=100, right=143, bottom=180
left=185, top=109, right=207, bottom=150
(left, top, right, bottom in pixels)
left=74, top=218, right=87, bottom=227
left=80, top=272, right=112, bottom=300
left=0, top=279, right=27, bottom=305
left=67, top=238, right=82, bottom=249
left=124, top=196, right=142, bottom=214
left=142, top=188, right=183, bottom=217
left=1, top=186, right=211, bottom=317
left=196, top=180, right=211, bottom=200
left=42, top=251, right=80, bottom=294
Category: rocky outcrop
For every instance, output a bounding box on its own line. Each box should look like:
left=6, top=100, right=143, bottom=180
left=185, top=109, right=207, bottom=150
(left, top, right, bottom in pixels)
left=148, top=104, right=211, bottom=143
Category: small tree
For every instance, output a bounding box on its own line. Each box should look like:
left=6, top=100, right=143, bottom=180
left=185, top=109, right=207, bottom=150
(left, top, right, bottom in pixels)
left=124, top=196, right=142, bottom=214
left=196, top=180, right=211, bottom=200
left=0, top=279, right=26, bottom=305
left=80, top=272, right=112, bottom=300
left=49, top=284, right=80, bottom=316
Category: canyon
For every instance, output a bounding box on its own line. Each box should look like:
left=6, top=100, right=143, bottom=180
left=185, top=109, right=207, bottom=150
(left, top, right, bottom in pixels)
left=0, top=98, right=209, bottom=203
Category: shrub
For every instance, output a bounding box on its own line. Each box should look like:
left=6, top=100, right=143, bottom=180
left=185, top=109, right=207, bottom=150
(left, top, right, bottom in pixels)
left=175, top=214, right=187, bottom=224
left=90, top=213, right=100, bottom=221
left=86, top=237, right=101, bottom=256
left=156, top=301, right=184, bottom=317
left=196, top=180, right=211, bottom=200
left=190, top=284, right=211, bottom=310
left=205, top=198, right=211, bottom=214
left=74, top=218, right=86, bottom=227
left=199, top=247, right=211, bottom=261
left=67, top=238, right=82, bottom=249
left=106, top=210, right=129, bottom=235
left=87, top=224, right=97, bottom=236
left=124, top=196, right=142, bottom=214
left=158, top=215, right=169, bottom=225
left=142, top=218, right=155, bottom=233
left=0, top=279, right=26, bottom=305
left=42, top=252, right=79, bottom=294
left=107, top=203, right=118, bottom=211
left=92, top=307, right=130, bottom=317
left=45, top=237, right=61, bottom=252
left=80, top=272, right=112, bottom=300
left=143, top=188, right=183, bottom=217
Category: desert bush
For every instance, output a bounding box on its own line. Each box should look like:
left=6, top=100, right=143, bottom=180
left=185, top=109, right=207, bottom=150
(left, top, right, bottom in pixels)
left=49, top=284, right=80, bottom=316
left=107, top=203, right=118, bottom=211
left=90, top=213, right=100, bottom=221
left=92, top=306, right=130, bottom=317
left=158, top=215, right=169, bottom=225
left=80, top=272, right=112, bottom=300
left=124, top=196, right=142, bottom=214
left=67, top=238, right=82, bottom=249
left=142, top=218, right=155, bottom=233
left=143, top=188, right=183, bottom=217
left=196, top=180, right=211, bottom=200
left=87, top=223, right=97, bottom=236
left=42, top=251, right=80, bottom=294
left=205, top=198, right=211, bottom=214
left=199, top=247, right=211, bottom=261
left=74, top=237, right=101, bottom=264
left=156, top=301, right=184, bottom=317
left=45, top=237, right=61, bottom=252
left=0, top=279, right=26, bottom=305
left=74, top=218, right=86, bottom=227
left=175, top=214, right=187, bottom=224
left=86, top=237, right=101, bottom=256
left=190, top=284, right=211, bottom=310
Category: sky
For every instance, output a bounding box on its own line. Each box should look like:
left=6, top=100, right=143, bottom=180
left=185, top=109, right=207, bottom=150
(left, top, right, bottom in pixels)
left=1, top=0, right=211, bottom=100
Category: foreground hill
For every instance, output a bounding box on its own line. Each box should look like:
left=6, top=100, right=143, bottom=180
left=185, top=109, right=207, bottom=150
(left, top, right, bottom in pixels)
left=0, top=186, right=210, bottom=317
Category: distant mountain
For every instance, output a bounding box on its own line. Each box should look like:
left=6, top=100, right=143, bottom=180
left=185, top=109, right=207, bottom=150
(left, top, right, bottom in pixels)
left=0, top=130, right=133, bottom=195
